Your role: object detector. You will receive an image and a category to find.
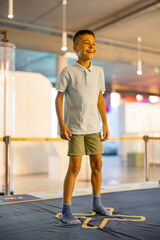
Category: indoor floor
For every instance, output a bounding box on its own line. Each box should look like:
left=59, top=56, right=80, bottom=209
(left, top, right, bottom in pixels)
left=13, top=156, right=160, bottom=195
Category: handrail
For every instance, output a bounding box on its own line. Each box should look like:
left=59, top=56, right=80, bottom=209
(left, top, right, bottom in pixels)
left=0, top=136, right=160, bottom=142
left=11, top=137, right=65, bottom=142
left=109, top=136, right=143, bottom=141
left=147, top=136, right=160, bottom=140
left=0, top=135, right=160, bottom=195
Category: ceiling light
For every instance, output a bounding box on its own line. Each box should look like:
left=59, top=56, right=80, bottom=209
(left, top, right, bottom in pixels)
left=61, top=46, right=67, bottom=51
left=149, top=96, right=159, bottom=104
left=137, top=60, right=142, bottom=75
left=61, top=0, right=67, bottom=51
left=136, top=94, right=143, bottom=101
left=61, top=31, right=67, bottom=51
left=8, top=0, right=13, bottom=19
left=137, top=70, right=142, bottom=75
left=137, top=36, right=142, bottom=75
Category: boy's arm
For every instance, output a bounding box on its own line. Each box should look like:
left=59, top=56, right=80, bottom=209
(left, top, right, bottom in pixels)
left=55, top=91, right=72, bottom=141
left=97, top=91, right=109, bottom=141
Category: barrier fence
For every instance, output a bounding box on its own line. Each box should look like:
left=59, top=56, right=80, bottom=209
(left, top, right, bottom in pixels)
left=0, top=135, right=160, bottom=195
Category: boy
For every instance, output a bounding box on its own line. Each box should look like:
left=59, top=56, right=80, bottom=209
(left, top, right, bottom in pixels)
left=55, top=30, right=112, bottom=224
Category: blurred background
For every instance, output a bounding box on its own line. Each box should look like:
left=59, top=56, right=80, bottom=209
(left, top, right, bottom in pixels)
left=0, top=0, right=160, bottom=195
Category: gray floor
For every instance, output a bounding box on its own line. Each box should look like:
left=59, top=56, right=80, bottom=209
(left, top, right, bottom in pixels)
left=13, top=155, right=160, bottom=195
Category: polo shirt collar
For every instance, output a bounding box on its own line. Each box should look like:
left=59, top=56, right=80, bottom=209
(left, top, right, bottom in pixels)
left=73, top=61, right=93, bottom=72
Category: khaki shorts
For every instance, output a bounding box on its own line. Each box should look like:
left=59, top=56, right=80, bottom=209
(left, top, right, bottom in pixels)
left=68, top=132, right=104, bottom=156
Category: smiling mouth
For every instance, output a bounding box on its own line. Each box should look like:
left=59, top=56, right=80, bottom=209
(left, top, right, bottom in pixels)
left=86, top=50, right=95, bottom=53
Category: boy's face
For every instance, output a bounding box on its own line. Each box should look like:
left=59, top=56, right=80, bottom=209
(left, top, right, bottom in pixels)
left=73, top=34, right=96, bottom=61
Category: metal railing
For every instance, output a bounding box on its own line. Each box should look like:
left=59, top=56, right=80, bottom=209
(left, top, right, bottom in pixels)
left=0, top=135, right=160, bottom=195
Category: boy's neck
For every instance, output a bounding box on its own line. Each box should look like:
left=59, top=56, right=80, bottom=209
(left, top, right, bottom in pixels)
left=77, top=59, right=91, bottom=69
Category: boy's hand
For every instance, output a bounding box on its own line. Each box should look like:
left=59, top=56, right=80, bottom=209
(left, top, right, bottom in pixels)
left=60, top=123, right=72, bottom=141
left=101, top=124, right=109, bottom=141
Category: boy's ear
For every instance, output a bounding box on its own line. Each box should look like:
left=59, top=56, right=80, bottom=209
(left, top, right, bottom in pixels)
left=73, top=45, right=77, bottom=53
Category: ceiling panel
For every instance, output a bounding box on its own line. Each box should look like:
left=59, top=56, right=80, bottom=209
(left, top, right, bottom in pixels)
left=96, top=8, right=160, bottom=47
left=0, top=0, right=61, bottom=23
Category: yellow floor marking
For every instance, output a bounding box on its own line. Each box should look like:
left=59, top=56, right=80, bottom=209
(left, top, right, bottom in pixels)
left=99, top=218, right=109, bottom=228
left=81, top=217, right=98, bottom=229
left=55, top=208, right=146, bottom=229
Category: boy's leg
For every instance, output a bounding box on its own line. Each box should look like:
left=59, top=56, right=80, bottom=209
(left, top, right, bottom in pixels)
left=90, top=154, right=112, bottom=216
left=61, top=155, right=82, bottom=224
left=90, top=154, right=102, bottom=195
left=63, top=155, right=82, bottom=203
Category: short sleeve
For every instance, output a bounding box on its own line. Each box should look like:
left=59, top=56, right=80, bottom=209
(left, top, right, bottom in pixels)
left=99, top=68, right=105, bottom=92
left=56, top=67, right=69, bottom=92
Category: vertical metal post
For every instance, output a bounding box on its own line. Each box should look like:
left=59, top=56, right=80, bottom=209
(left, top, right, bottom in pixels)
left=144, top=135, right=149, bottom=181
left=3, top=136, right=11, bottom=195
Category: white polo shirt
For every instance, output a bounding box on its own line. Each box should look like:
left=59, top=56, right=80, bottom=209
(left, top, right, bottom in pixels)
left=56, top=61, right=105, bottom=134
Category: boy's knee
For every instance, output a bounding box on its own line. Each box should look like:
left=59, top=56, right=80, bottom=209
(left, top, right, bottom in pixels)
left=70, top=165, right=81, bottom=175
left=91, top=161, right=103, bottom=172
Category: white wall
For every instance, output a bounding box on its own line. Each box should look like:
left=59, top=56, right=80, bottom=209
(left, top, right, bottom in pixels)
left=119, top=102, right=160, bottom=135
left=14, top=71, right=52, bottom=175
left=15, top=71, right=52, bottom=138
left=118, top=102, right=160, bottom=163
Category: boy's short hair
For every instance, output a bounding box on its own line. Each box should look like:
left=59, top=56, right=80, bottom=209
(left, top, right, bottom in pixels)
left=73, top=30, right=95, bottom=45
